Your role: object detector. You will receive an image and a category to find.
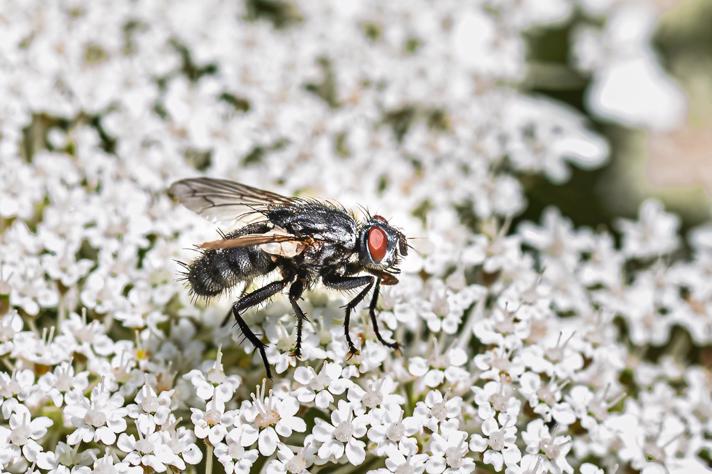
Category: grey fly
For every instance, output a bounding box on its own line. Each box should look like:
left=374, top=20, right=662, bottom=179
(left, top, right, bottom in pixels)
left=169, top=177, right=408, bottom=378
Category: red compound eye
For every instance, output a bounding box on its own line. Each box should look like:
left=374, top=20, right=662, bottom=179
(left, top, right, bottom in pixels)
left=367, top=226, right=388, bottom=262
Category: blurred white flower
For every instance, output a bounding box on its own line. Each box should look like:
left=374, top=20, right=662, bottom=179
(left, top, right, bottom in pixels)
left=616, top=200, right=680, bottom=259
left=573, top=3, right=686, bottom=130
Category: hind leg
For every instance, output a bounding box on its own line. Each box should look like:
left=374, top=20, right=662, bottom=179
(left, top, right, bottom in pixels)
left=232, top=277, right=291, bottom=378
left=221, top=279, right=253, bottom=327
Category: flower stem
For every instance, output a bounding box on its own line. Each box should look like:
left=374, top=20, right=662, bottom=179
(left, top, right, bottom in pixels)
left=57, top=285, right=66, bottom=329
left=453, top=295, right=486, bottom=350
left=205, top=443, right=213, bottom=474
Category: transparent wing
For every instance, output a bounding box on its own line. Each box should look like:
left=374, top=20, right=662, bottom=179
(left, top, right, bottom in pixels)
left=168, top=177, right=298, bottom=224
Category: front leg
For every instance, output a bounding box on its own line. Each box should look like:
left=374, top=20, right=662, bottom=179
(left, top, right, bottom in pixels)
left=367, top=277, right=399, bottom=350
left=322, top=273, right=374, bottom=357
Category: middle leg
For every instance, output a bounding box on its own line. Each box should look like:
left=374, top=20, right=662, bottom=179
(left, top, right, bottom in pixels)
left=322, top=273, right=374, bottom=356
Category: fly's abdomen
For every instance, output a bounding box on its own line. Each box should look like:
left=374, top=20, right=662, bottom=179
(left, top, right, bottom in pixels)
left=184, top=246, right=277, bottom=298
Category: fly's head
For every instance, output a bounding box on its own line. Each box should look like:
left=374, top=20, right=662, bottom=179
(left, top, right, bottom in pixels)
left=358, top=215, right=408, bottom=275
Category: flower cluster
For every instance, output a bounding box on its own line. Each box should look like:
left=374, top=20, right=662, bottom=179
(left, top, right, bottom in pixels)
left=0, top=0, right=708, bottom=473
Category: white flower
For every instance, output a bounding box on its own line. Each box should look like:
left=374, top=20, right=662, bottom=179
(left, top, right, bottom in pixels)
left=214, top=427, right=259, bottom=474
left=580, top=463, right=605, bottom=474
left=420, top=280, right=482, bottom=335
left=313, top=400, right=369, bottom=465
left=367, top=403, right=420, bottom=457
left=348, top=375, right=404, bottom=412
left=473, top=379, right=521, bottom=421
left=92, top=453, right=143, bottom=474
left=470, top=415, right=521, bottom=472
left=520, top=331, right=583, bottom=380
left=574, top=3, right=686, bottom=130
left=0, top=310, right=23, bottom=356
left=118, top=423, right=178, bottom=473
left=190, top=397, right=237, bottom=446
left=451, top=8, right=525, bottom=80
left=38, top=362, right=89, bottom=407
left=412, top=390, right=463, bottom=433
left=474, top=347, right=526, bottom=381
left=161, top=416, right=203, bottom=468
left=408, top=340, right=469, bottom=388
left=0, top=368, right=35, bottom=403
left=240, top=382, right=307, bottom=456
left=426, top=428, right=475, bottom=474
left=518, top=372, right=575, bottom=426
left=521, top=419, right=573, bottom=473
left=184, top=346, right=241, bottom=402
left=503, top=96, right=608, bottom=184
left=36, top=441, right=97, bottom=472
left=0, top=404, right=53, bottom=465
left=518, top=208, right=588, bottom=270
left=293, top=362, right=349, bottom=409
left=0, top=1, right=704, bottom=473
left=383, top=451, right=429, bottom=474
left=265, top=438, right=317, bottom=474
left=616, top=200, right=680, bottom=259
left=126, top=383, right=173, bottom=432
left=566, top=385, right=625, bottom=432
left=60, top=311, right=116, bottom=358
left=64, top=383, right=128, bottom=446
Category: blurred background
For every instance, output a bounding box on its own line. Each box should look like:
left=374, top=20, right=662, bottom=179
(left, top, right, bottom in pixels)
left=519, top=0, right=711, bottom=235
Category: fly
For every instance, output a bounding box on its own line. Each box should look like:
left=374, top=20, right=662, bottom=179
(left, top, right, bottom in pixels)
left=169, top=177, right=409, bottom=378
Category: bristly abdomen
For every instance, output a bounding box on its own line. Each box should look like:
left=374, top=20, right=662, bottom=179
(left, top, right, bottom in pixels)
left=182, top=242, right=278, bottom=300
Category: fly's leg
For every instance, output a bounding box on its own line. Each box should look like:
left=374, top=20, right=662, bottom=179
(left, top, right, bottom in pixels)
left=232, top=277, right=291, bottom=378
left=288, top=277, right=308, bottom=359
left=323, top=274, right=374, bottom=358
left=368, top=278, right=399, bottom=350
left=221, top=280, right=254, bottom=327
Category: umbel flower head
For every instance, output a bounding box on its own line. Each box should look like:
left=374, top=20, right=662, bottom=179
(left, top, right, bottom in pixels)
left=0, top=0, right=707, bottom=473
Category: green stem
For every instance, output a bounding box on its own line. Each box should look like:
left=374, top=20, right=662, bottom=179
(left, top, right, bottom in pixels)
left=453, top=296, right=486, bottom=351
left=1, top=356, right=14, bottom=371
left=205, top=442, right=213, bottom=474
left=58, top=287, right=66, bottom=329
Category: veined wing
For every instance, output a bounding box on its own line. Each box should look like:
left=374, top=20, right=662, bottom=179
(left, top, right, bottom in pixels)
left=199, top=231, right=315, bottom=258
left=168, top=177, right=298, bottom=225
